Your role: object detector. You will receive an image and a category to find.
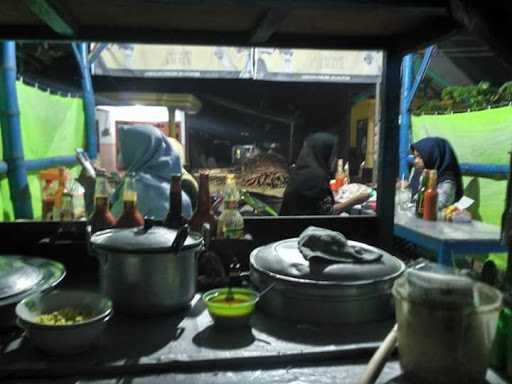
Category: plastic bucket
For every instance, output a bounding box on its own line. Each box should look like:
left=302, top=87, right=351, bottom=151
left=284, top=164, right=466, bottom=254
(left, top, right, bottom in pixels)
left=392, top=276, right=502, bottom=383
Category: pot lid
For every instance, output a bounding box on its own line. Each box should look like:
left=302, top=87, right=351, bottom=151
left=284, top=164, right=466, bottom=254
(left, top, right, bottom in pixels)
left=0, top=256, right=44, bottom=300
left=0, top=255, right=65, bottom=305
left=90, top=225, right=203, bottom=253
left=250, top=238, right=404, bottom=285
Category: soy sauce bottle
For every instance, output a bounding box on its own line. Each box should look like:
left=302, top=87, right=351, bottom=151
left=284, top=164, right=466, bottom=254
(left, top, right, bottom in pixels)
left=164, top=174, right=188, bottom=229
left=189, top=173, right=217, bottom=235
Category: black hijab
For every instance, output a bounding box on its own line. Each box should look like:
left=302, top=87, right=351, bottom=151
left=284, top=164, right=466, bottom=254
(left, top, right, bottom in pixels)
left=410, top=137, right=463, bottom=201
left=280, top=132, right=338, bottom=216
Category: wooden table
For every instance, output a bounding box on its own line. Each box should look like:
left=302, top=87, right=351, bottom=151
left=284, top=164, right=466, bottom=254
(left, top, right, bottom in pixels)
left=394, top=209, right=506, bottom=266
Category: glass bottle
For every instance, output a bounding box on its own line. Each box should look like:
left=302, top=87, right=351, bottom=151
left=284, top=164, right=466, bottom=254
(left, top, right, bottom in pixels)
left=415, top=169, right=429, bottom=218
left=217, top=174, right=244, bottom=239
left=189, top=173, right=217, bottom=235
left=396, top=173, right=410, bottom=212
left=89, top=172, right=116, bottom=234
left=344, top=160, right=350, bottom=185
left=41, top=180, right=57, bottom=220
left=115, top=174, right=144, bottom=228
left=335, top=158, right=345, bottom=190
left=164, top=174, right=188, bottom=229
left=59, top=190, right=74, bottom=221
left=423, top=169, right=438, bottom=221
left=52, top=167, right=67, bottom=220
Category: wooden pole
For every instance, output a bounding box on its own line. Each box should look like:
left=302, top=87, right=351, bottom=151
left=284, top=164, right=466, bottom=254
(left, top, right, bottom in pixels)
left=376, top=51, right=401, bottom=251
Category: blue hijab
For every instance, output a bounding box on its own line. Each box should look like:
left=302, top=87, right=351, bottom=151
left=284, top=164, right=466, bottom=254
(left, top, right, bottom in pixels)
left=111, top=124, right=192, bottom=220
left=410, top=137, right=463, bottom=201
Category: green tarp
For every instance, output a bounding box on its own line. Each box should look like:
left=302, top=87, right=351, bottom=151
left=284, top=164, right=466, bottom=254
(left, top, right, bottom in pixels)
left=0, top=81, right=85, bottom=221
left=412, top=106, right=512, bottom=269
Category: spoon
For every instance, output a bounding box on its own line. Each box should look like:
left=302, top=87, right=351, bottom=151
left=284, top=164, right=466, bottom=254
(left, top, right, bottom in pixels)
left=225, top=257, right=241, bottom=302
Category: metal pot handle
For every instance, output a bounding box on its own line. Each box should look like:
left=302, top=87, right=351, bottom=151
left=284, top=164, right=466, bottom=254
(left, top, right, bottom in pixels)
left=96, top=251, right=109, bottom=269
left=201, top=222, right=211, bottom=250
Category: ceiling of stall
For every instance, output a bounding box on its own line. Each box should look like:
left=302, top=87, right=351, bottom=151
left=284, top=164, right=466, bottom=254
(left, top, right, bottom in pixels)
left=2, top=1, right=458, bottom=52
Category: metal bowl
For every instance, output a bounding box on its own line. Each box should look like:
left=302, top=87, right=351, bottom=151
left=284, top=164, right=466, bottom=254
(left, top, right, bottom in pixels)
left=16, top=290, right=113, bottom=355
left=0, top=255, right=65, bottom=327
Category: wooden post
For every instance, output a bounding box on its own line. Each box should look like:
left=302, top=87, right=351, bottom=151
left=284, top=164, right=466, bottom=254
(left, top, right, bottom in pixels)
left=373, top=81, right=381, bottom=185
left=376, top=51, right=401, bottom=251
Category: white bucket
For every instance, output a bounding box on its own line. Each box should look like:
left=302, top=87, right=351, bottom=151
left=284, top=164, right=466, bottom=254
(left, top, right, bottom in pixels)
left=392, top=275, right=502, bottom=383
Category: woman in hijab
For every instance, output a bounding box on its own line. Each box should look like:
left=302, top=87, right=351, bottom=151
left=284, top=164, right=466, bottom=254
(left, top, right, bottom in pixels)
left=409, top=137, right=463, bottom=209
left=280, top=132, right=368, bottom=216
left=110, top=124, right=193, bottom=220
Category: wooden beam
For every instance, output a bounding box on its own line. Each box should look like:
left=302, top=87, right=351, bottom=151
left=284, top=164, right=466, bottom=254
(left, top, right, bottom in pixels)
left=101, top=0, right=447, bottom=10
left=250, top=8, right=289, bottom=44
left=0, top=26, right=398, bottom=50
left=23, top=0, right=75, bottom=36
left=376, top=50, right=401, bottom=251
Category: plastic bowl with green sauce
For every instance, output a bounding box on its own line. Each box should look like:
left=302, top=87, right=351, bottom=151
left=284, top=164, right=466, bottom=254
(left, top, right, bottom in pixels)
left=202, top=287, right=259, bottom=327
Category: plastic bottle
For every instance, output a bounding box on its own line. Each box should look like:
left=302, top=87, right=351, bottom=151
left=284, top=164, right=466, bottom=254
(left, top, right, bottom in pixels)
left=415, top=169, right=429, bottom=218
left=115, top=174, right=144, bottom=228
left=189, top=173, right=217, bottom=235
left=164, top=174, right=189, bottom=229
left=217, top=174, right=244, bottom=239
left=423, top=169, right=438, bottom=221
left=89, top=172, right=116, bottom=234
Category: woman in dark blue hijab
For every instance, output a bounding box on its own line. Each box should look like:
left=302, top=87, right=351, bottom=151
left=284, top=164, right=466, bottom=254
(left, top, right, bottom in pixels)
left=409, top=137, right=463, bottom=208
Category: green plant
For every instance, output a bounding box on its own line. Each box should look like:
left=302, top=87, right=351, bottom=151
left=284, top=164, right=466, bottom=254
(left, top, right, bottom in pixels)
left=414, top=81, right=510, bottom=114
left=495, top=81, right=512, bottom=103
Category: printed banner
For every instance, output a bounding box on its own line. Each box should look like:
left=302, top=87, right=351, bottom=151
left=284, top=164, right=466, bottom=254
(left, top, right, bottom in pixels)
left=93, top=44, right=382, bottom=83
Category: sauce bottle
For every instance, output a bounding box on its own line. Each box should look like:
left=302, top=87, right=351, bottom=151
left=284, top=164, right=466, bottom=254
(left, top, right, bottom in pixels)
left=164, top=174, right=189, bottom=229
left=217, top=174, right=244, bottom=239
left=189, top=173, right=217, bottom=235
left=89, top=172, right=116, bottom=234
left=415, top=169, right=429, bottom=218
left=423, top=169, right=438, bottom=221
left=115, top=174, right=144, bottom=228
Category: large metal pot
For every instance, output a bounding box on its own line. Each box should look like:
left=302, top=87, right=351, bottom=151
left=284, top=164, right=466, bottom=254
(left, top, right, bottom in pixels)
left=90, top=225, right=204, bottom=316
left=250, top=238, right=405, bottom=324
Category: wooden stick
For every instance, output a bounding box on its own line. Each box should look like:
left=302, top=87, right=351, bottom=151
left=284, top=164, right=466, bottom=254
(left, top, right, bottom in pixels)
left=358, top=324, right=398, bottom=384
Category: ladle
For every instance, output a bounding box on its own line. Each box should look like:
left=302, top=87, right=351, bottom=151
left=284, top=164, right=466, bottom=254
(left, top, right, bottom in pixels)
left=170, top=224, right=189, bottom=253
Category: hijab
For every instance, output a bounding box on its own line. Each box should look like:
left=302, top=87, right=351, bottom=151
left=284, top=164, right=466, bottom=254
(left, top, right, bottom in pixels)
left=111, top=124, right=192, bottom=220
left=410, top=137, right=463, bottom=201
left=280, top=132, right=337, bottom=215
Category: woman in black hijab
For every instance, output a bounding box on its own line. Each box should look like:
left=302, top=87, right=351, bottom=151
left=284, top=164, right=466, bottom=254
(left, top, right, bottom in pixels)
left=280, top=132, right=368, bottom=216
left=410, top=137, right=463, bottom=209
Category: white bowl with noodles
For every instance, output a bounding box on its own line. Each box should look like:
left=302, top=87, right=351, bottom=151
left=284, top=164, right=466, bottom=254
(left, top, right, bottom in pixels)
left=15, top=290, right=113, bottom=355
